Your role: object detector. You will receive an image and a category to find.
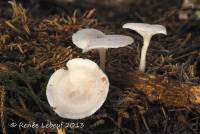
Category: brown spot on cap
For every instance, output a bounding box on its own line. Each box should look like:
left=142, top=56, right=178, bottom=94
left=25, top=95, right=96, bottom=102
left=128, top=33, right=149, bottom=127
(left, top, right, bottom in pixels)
left=101, top=77, right=106, bottom=83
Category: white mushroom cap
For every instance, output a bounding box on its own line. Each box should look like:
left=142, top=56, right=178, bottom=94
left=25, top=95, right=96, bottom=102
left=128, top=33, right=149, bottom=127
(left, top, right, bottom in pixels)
left=83, top=35, right=134, bottom=52
left=122, top=23, right=167, bottom=37
left=46, top=58, right=109, bottom=119
left=72, top=28, right=105, bottom=49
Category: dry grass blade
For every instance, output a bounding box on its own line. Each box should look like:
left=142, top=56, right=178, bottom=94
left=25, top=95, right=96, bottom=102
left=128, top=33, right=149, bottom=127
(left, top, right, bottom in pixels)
left=5, top=21, right=21, bottom=33
left=85, top=8, right=96, bottom=19
left=8, top=0, right=30, bottom=35
left=0, top=86, right=6, bottom=134
left=0, top=35, right=10, bottom=44
left=57, top=128, right=66, bottom=134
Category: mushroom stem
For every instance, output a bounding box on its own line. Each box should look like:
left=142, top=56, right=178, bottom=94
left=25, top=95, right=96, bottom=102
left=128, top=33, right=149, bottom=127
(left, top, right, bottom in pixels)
left=139, top=35, right=151, bottom=72
left=98, top=48, right=107, bottom=71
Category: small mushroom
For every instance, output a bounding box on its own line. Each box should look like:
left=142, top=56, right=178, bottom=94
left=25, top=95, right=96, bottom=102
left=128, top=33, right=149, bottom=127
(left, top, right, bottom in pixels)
left=46, top=58, right=109, bottom=119
left=123, top=23, right=167, bottom=72
left=83, top=35, right=134, bottom=70
left=72, top=28, right=105, bottom=50
left=72, top=29, right=134, bottom=70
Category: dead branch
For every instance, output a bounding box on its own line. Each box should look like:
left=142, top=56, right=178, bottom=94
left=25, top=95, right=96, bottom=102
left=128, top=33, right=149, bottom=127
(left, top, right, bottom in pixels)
left=107, top=69, right=200, bottom=112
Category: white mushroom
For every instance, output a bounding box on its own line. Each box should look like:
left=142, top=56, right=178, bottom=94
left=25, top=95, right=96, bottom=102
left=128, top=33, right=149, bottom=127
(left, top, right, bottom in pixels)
left=46, top=58, right=109, bottom=119
left=123, top=23, right=167, bottom=72
left=72, top=28, right=105, bottom=49
left=83, top=35, right=134, bottom=70
left=72, top=29, right=134, bottom=70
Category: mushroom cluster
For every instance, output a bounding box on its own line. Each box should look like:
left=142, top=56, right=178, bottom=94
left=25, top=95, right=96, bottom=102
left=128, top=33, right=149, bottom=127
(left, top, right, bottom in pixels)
left=46, top=22, right=167, bottom=120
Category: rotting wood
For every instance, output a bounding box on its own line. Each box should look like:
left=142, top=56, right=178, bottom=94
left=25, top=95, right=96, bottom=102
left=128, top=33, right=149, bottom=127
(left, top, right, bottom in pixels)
left=108, top=69, right=200, bottom=111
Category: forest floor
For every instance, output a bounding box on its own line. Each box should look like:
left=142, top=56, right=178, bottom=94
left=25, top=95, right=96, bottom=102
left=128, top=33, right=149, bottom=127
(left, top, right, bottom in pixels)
left=0, top=0, right=200, bottom=134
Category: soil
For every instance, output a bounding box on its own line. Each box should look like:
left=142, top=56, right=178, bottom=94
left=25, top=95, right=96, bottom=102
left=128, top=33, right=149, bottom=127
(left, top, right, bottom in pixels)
left=0, top=0, right=200, bottom=134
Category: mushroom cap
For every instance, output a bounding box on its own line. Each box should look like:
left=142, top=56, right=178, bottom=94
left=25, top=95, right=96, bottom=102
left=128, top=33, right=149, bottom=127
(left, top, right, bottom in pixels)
left=72, top=28, right=105, bottom=49
left=83, top=35, right=134, bottom=52
left=46, top=58, right=109, bottom=119
left=123, top=23, right=167, bottom=37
